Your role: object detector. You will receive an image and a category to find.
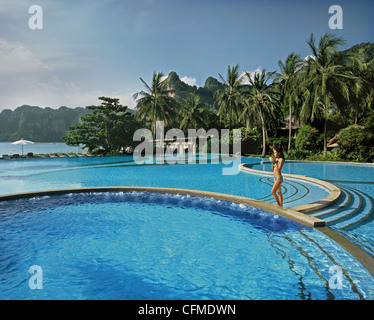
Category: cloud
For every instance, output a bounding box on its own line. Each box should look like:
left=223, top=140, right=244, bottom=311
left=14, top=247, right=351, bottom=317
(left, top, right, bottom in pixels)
left=304, top=55, right=315, bottom=61
left=180, top=76, right=198, bottom=87
left=160, top=75, right=168, bottom=82
left=0, top=77, right=138, bottom=110
left=160, top=74, right=198, bottom=87
left=0, top=38, right=138, bottom=111
left=240, top=67, right=262, bottom=84
left=0, top=39, right=50, bottom=75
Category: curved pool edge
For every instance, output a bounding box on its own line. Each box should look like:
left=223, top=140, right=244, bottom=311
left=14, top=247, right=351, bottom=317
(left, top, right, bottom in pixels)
left=0, top=186, right=324, bottom=228
left=1, top=186, right=373, bottom=278
left=239, top=163, right=341, bottom=214
left=318, top=227, right=374, bottom=277
left=275, top=159, right=374, bottom=167
left=239, top=163, right=374, bottom=277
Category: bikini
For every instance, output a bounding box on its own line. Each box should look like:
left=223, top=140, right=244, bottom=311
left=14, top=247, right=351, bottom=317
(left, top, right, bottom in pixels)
left=273, top=161, right=283, bottom=182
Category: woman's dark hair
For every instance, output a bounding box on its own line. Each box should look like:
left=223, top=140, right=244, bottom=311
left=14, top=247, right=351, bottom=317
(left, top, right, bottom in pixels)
left=274, top=147, right=285, bottom=159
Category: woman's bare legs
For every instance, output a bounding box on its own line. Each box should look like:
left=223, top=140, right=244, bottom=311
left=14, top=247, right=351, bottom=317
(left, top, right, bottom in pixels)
left=277, top=185, right=283, bottom=207
left=271, top=178, right=283, bottom=206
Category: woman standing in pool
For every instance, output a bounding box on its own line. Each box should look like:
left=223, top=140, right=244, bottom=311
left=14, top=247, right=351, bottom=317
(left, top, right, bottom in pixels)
left=269, top=147, right=285, bottom=207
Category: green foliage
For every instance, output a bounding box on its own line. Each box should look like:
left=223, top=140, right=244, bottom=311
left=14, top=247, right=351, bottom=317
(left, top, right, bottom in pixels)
left=285, top=149, right=345, bottom=162
left=308, top=150, right=345, bottom=162
left=338, top=125, right=374, bottom=162
left=166, top=72, right=224, bottom=108
left=178, top=94, right=206, bottom=132
left=3, top=41, right=374, bottom=164
left=215, top=64, right=244, bottom=130
left=269, top=136, right=291, bottom=150
left=276, top=52, right=304, bottom=150
left=202, top=108, right=224, bottom=130
left=63, top=97, right=143, bottom=154
left=285, top=149, right=313, bottom=160
left=200, top=137, right=220, bottom=154
left=200, top=127, right=261, bottom=155
left=134, top=71, right=177, bottom=132
left=295, top=124, right=322, bottom=151
left=241, top=68, right=279, bottom=157
left=241, top=127, right=262, bottom=154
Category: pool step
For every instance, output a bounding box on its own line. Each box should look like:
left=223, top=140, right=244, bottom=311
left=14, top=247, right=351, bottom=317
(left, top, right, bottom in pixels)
left=298, top=229, right=366, bottom=299
left=308, top=187, right=351, bottom=219
left=259, top=176, right=374, bottom=230
left=308, top=185, right=374, bottom=230
left=298, top=229, right=368, bottom=300
left=258, top=176, right=309, bottom=206
left=309, top=187, right=354, bottom=221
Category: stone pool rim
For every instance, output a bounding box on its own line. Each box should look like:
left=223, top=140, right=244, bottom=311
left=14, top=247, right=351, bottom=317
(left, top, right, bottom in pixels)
left=0, top=186, right=324, bottom=228
left=1, top=186, right=373, bottom=277
left=239, top=162, right=342, bottom=214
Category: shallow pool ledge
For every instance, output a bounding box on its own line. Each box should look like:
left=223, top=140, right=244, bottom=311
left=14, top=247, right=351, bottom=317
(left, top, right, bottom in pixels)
left=239, top=163, right=341, bottom=214
left=0, top=186, right=325, bottom=228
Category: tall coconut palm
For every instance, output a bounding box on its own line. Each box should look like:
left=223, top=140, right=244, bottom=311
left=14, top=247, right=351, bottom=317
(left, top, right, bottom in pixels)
left=300, top=33, right=356, bottom=156
left=276, top=52, right=303, bottom=151
left=241, top=69, right=279, bottom=158
left=215, top=64, right=245, bottom=130
left=179, top=93, right=206, bottom=132
left=343, top=49, right=373, bottom=124
left=133, top=71, right=177, bottom=134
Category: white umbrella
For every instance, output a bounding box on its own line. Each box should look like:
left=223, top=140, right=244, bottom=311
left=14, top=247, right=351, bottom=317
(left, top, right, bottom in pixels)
left=10, top=138, right=34, bottom=156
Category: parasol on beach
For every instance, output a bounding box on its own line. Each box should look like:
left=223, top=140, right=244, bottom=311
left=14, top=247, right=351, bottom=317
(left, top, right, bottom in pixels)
left=10, top=138, right=34, bottom=156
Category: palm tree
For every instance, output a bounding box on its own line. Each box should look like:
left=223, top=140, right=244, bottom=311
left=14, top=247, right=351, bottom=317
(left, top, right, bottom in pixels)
left=215, top=64, right=245, bottom=130
left=344, top=49, right=373, bottom=124
left=276, top=53, right=303, bottom=151
left=241, top=69, right=279, bottom=158
left=133, top=71, right=177, bottom=134
left=300, top=33, right=356, bottom=156
left=179, top=94, right=206, bottom=132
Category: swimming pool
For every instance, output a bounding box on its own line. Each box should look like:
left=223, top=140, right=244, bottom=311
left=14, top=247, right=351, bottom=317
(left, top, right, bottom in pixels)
left=0, top=154, right=373, bottom=299
left=250, top=161, right=374, bottom=258
left=0, top=154, right=329, bottom=209
left=1, top=191, right=373, bottom=300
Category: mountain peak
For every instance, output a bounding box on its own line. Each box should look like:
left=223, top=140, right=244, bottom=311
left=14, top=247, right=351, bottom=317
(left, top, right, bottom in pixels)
left=165, top=71, right=222, bottom=107
left=168, top=71, right=180, bottom=80
left=204, top=76, right=224, bottom=91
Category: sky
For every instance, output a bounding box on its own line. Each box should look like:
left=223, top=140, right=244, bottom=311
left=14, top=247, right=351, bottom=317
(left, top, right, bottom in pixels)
left=0, top=0, right=373, bottom=111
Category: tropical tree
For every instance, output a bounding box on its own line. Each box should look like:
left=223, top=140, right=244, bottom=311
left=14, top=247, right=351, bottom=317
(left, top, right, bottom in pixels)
left=133, top=71, right=177, bottom=134
left=240, top=69, right=279, bottom=157
left=276, top=52, right=303, bottom=151
left=344, top=49, right=374, bottom=124
left=215, top=64, right=245, bottom=130
left=179, top=93, right=206, bottom=132
left=63, top=96, right=142, bottom=153
left=300, top=33, right=357, bottom=156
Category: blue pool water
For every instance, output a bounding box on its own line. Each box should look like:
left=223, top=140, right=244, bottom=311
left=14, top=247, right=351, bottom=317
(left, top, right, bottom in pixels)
left=0, top=154, right=328, bottom=209
left=251, top=161, right=374, bottom=183
left=0, top=154, right=373, bottom=299
left=251, top=161, right=374, bottom=257
left=1, top=191, right=373, bottom=300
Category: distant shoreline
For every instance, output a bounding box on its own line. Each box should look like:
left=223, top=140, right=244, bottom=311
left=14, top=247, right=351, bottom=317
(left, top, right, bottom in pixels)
left=0, top=141, right=65, bottom=143
left=0, top=141, right=87, bottom=156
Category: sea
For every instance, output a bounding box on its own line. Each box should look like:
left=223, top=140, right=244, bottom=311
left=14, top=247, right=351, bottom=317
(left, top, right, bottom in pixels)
left=0, top=142, right=87, bottom=156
